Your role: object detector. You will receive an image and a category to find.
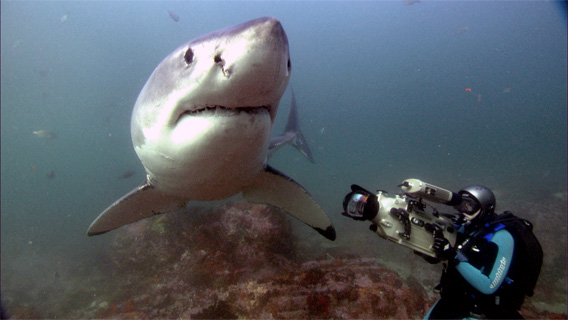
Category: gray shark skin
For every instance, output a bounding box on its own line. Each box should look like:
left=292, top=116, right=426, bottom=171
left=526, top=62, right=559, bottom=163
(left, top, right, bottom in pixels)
left=87, top=17, right=335, bottom=241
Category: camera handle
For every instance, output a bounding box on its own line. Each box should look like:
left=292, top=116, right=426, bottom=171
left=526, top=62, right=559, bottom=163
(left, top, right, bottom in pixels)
left=399, top=179, right=462, bottom=206
left=390, top=208, right=411, bottom=240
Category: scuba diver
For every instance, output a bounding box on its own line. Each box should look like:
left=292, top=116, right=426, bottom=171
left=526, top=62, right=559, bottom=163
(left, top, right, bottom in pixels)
left=341, top=180, right=542, bottom=320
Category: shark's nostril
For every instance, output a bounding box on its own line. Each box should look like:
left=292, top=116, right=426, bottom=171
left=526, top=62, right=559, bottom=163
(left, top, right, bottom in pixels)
left=214, top=54, right=231, bottom=77
left=214, top=54, right=223, bottom=65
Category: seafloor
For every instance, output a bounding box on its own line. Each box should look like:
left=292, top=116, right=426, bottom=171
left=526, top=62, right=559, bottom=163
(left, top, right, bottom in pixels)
left=2, top=200, right=566, bottom=319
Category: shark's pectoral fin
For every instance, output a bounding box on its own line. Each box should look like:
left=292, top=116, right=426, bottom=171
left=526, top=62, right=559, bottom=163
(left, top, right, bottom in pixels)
left=87, top=183, right=185, bottom=236
left=242, top=165, right=336, bottom=241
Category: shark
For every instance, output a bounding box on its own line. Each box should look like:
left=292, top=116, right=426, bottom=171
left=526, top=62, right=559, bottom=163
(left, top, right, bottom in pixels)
left=87, top=17, right=336, bottom=240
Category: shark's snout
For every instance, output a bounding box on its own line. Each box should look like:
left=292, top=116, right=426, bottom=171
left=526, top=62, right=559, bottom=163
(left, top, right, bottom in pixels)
left=215, top=17, right=289, bottom=47
left=254, top=17, right=291, bottom=75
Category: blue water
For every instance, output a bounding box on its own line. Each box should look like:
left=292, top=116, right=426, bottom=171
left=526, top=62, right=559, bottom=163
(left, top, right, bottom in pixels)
left=2, top=0, right=566, bottom=317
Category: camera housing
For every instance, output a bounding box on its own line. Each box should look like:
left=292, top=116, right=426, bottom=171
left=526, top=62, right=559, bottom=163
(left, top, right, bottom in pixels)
left=370, top=191, right=456, bottom=257
left=343, top=180, right=458, bottom=258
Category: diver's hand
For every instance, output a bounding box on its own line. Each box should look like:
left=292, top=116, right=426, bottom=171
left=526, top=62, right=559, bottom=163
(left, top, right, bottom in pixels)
left=432, top=237, right=452, bottom=259
left=430, top=224, right=454, bottom=260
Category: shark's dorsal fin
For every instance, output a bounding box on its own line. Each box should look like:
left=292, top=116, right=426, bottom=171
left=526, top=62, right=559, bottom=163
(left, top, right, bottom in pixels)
left=268, top=89, right=315, bottom=163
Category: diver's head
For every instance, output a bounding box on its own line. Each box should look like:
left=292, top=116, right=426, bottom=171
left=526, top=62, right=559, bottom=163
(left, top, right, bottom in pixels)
left=454, top=185, right=496, bottom=224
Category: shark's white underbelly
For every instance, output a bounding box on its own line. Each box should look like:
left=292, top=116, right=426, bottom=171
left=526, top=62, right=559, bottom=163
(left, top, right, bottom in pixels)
left=136, top=111, right=272, bottom=200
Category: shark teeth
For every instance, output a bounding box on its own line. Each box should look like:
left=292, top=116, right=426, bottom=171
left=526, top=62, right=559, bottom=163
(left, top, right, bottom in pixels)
left=183, top=105, right=271, bottom=116
left=175, top=105, right=271, bottom=124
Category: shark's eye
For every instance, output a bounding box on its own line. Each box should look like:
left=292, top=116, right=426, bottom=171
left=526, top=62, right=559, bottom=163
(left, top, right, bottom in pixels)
left=184, top=48, right=194, bottom=65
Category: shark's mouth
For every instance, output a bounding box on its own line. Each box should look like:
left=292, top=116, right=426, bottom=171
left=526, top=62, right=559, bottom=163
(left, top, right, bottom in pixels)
left=176, top=105, right=271, bottom=122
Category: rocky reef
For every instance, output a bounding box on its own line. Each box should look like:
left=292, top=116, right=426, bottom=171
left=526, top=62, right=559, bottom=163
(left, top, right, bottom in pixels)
left=93, top=202, right=434, bottom=319
left=3, top=201, right=565, bottom=319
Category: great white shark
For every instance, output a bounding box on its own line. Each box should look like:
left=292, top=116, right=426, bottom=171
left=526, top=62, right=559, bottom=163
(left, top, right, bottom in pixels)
left=87, top=17, right=336, bottom=240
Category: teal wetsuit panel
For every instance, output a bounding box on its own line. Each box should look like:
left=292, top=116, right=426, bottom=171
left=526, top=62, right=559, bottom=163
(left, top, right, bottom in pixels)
left=455, top=229, right=514, bottom=295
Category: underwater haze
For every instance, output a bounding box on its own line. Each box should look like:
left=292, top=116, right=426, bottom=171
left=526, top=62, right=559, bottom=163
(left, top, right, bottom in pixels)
left=1, top=1, right=566, bottom=318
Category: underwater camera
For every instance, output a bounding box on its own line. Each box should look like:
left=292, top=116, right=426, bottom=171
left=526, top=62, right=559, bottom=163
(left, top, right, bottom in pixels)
left=342, top=179, right=460, bottom=258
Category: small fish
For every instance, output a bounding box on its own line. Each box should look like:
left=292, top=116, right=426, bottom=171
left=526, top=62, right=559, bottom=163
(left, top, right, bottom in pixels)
left=36, top=69, right=49, bottom=78
left=455, top=26, right=470, bottom=35
left=118, top=170, right=135, bottom=180
left=167, top=10, right=179, bottom=22
left=403, top=0, right=420, bottom=5
left=12, top=39, right=23, bottom=49
left=502, top=88, right=513, bottom=94
left=46, top=170, right=55, bottom=179
left=33, top=130, right=56, bottom=139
